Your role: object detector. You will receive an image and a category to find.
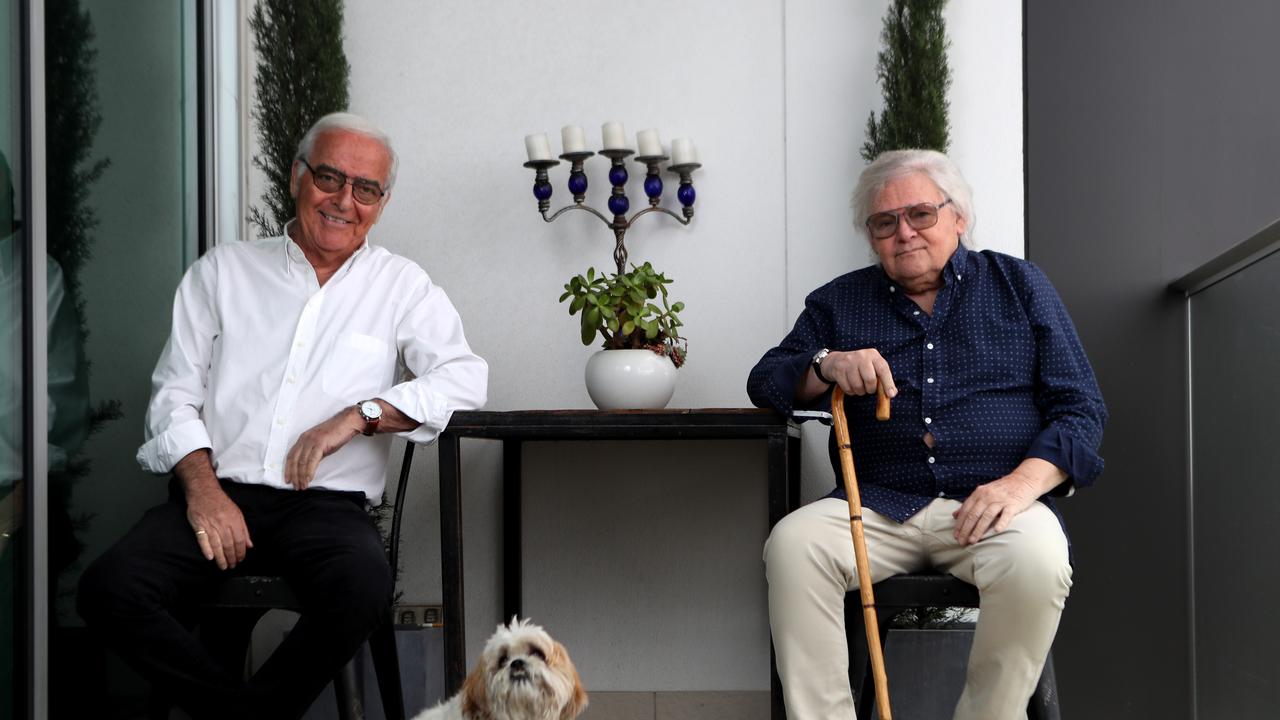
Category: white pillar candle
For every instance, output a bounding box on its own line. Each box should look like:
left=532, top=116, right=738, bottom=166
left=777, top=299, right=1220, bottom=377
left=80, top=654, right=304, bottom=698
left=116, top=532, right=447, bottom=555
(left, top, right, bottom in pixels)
left=561, top=125, right=586, bottom=154
left=636, top=129, right=663, bottom=157
left=601, top=121, right=627, bottom=150
left=525, top=133, right=552, bottom=162
left=671, top=138, right=697, bottom=165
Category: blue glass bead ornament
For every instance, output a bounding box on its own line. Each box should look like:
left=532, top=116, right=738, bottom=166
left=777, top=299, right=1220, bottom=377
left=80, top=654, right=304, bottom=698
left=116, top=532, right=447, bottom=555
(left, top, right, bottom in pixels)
left=608, top=166, right=628, bottom=186
left=533, top=181, right=553, bottom=201
left=677, top=183, right=696, bottom=207
left=568, top=172, right=588, bottom=195
left=607, top=194, right=630, bottom=216
left=644, top=175, right=664, bottom=198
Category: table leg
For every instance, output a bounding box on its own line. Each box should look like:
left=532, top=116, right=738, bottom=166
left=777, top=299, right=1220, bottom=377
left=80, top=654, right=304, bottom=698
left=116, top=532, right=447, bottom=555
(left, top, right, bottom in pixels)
left=769, top=428, right=799, bottom=719
left=438, top=432, right=466, bottom=695
left=502, top=440, right=523, bottom=621
left=767, top=432, right=789, bottom=529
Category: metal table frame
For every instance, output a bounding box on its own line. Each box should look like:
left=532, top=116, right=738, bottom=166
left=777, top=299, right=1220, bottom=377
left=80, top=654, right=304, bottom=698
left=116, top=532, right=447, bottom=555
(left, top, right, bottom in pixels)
left=436, top=408, right=800, bottom=718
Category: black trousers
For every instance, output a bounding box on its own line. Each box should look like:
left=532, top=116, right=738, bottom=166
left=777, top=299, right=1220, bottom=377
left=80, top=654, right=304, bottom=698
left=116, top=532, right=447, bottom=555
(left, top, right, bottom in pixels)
left=77, top=479, right=392, bottom=720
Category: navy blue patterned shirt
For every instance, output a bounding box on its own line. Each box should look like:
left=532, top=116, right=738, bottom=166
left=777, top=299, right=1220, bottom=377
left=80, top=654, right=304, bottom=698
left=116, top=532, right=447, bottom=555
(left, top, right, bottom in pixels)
left=747, top=244, right=1106, bottom=523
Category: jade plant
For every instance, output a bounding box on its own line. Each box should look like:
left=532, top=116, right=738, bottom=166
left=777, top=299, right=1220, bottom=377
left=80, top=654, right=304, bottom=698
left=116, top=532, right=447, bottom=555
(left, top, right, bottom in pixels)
left=560, top=262, right=687, bottom=367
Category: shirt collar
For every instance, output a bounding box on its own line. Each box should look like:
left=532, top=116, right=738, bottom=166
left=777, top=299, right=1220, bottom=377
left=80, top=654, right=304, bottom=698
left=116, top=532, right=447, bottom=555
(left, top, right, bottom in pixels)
left=876, top=242, right=971, bottom=296
left=280, top=218, right=371, bottom=279
left=943, top=242, right=971, bottom=284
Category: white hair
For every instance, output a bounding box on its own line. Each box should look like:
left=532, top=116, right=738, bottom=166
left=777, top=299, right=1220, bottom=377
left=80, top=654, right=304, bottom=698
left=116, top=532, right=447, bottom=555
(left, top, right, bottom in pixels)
left=850, top=148, right=976, bottom=247
left=293, top=111, right=399, bottom=190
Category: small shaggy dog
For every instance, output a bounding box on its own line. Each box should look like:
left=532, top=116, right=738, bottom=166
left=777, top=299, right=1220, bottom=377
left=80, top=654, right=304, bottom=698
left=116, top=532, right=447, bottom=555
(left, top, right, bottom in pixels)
left=412, top=617, right=587, bottom=720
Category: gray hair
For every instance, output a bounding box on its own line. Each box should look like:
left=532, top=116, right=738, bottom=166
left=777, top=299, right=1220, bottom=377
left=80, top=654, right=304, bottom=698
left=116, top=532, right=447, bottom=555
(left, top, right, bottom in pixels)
left=293, top=112, right=399, bottom=191
left=850, top=149, right=976, bottom=247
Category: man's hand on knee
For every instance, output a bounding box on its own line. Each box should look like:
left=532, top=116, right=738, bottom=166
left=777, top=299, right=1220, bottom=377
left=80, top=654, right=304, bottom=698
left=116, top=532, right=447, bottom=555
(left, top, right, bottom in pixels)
left=176, top=450, right=253, bottom=570
left=953, top=458, right=1068, bottom=545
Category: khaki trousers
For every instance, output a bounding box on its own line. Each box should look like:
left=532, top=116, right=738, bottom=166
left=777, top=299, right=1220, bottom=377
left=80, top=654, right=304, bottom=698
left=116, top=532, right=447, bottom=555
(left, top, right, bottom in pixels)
left=764, top=497, right=1071, bottom=720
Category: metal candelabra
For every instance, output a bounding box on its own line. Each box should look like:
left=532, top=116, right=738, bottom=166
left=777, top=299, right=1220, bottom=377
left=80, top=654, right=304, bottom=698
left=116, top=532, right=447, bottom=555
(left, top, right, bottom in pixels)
left=524, top=149, right=700, bottom=275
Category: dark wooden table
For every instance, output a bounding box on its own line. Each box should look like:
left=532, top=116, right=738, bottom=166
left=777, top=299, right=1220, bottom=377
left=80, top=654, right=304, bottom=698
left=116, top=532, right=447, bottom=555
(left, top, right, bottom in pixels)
left=436, top=408, right=800, bottom=716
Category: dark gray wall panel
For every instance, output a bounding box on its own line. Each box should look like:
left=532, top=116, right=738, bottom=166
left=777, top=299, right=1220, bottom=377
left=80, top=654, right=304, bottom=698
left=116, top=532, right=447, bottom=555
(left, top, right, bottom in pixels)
left=1190, top=251, right=1280, bottom=719
left=1027, top=1, right=1280, bottom=718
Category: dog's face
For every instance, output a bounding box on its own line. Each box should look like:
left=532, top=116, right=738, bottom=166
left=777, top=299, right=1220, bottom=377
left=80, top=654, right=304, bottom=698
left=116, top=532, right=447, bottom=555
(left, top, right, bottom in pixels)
left=461, top=618, right=587, bottom=720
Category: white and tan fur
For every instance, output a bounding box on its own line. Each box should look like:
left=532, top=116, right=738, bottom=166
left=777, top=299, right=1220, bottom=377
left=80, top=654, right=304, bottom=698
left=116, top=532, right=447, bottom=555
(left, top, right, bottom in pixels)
left=412, top=617, right=587, bottom=720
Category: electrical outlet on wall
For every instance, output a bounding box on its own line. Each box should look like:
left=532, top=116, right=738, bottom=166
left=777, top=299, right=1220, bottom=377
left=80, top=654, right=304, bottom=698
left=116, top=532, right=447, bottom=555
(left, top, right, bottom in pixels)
left=394, top=604, right=443, bottom=627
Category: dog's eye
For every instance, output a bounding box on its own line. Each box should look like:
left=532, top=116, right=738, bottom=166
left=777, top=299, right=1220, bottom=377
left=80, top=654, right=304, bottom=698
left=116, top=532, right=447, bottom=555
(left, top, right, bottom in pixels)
left=497, top=653, right=508, bottom=668
left=529, top=646, right=547, bottom=661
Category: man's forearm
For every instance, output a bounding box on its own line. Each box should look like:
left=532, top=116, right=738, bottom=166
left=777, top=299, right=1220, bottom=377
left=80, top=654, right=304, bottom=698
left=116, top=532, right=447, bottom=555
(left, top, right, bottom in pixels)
left=371, top=398, right=420, bottom=434
left=174, top=449, right=220, bottom=496
left=1009, top=457, right=1068, bottom=496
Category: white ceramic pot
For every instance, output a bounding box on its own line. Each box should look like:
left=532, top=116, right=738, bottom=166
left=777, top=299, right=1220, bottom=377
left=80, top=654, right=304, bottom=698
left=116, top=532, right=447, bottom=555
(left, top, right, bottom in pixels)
left=584, top=349, right=678, bottom=409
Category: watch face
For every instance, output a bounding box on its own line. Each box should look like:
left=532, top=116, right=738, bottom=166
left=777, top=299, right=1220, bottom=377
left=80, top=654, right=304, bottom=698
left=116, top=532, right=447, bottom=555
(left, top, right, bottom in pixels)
left=360, top=400, right=383, bottom=420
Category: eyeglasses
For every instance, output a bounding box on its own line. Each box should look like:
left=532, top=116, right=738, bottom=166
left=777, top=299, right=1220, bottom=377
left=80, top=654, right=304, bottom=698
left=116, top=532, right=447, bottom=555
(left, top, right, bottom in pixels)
left=299, top=159, right=386, bottom=206
left=865, top=199, right=954, bottom=239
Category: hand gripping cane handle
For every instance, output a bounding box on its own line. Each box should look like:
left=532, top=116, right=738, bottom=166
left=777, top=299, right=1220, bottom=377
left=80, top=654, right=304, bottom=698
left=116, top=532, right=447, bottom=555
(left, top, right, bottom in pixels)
left=832, top=384, right=892, bottom=720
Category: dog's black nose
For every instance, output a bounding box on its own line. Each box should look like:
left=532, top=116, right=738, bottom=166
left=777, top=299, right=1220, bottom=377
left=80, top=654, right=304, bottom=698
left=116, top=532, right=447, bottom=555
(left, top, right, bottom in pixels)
left=510, top=658, right=526, bottom=671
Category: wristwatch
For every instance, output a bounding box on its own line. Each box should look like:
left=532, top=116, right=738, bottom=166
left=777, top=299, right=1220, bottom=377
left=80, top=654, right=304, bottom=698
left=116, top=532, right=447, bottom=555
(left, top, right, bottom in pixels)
left=356, top=399, right=383, bottom=436
left=811, top=348, right=833, bottom=385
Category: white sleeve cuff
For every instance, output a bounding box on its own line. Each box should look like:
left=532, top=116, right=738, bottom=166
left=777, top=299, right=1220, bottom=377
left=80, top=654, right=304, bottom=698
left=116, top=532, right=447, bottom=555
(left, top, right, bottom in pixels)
left=136, top=419, right=213, bottom=474
left=379, top=381, right=451, bottom=445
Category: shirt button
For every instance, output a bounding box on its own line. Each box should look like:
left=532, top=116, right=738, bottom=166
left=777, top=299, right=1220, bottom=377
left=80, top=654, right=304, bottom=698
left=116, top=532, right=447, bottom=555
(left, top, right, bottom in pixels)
left=889, top=286, right=896, bottom=293
left=926, top=342, right=934, bottom=349
left=276, top=417, right=286, bottom=426
left=913, top=310, right=920, bottom=316
left=268, top=463, right=279, bottom=470
left=937, top=491, right=945, bottom=498
left=928, top=456, right=936, bottom=464
left=924, top=417, right=932, bottom=424
left=927, top=377, right=935, bottom=384
left=287, top=376, right=297, bottom=384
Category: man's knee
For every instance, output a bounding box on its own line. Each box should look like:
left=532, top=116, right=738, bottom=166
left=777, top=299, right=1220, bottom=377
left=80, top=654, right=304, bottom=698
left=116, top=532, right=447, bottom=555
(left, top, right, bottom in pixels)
left=975, top=537, right=1072, bottom=608
left=77, top=546, right=140, bottom=624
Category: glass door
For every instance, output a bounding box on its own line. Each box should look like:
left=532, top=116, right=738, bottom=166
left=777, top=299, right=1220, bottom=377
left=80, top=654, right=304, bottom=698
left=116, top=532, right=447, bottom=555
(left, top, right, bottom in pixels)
left=2, top=1, right=30, bottom=717
left=44, top=0, right=200, bottom=713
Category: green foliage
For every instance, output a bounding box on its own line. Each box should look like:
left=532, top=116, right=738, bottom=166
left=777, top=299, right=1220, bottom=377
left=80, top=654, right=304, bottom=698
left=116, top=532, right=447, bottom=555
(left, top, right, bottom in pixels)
left=248, top=0, right=351, bottom=237
left=559, top=262, right=687, bottom=368
left=43, top=0, right=123, bottom=576
left=861, top=0, right=952, bottom=161
left=45, top=0, right=109, bottom=302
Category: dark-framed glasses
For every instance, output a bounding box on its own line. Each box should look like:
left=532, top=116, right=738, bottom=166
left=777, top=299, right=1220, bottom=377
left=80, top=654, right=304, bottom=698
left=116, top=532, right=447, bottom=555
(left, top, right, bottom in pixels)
left=865, top=198, right=953, bottom=239
left=299, top=159, right=386, bottom=205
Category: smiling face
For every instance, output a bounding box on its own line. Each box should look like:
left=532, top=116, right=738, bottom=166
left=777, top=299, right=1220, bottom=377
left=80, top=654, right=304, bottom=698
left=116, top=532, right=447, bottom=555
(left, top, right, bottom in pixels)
left=288, top=129, right=391, bottom=267
left=869, top=172, right=966, bottom=293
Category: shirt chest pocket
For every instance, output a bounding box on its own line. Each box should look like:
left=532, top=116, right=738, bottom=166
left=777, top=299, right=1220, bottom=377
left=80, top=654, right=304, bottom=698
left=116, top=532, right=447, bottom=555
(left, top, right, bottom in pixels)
left=322, top=332, right=393, bottom=399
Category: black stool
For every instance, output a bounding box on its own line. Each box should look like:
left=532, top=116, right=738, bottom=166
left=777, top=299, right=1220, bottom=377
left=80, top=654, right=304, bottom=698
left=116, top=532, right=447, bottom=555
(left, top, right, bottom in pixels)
left=150, top=443, right=418, bottom=720
left=846, top=573, right=1061, bottom=720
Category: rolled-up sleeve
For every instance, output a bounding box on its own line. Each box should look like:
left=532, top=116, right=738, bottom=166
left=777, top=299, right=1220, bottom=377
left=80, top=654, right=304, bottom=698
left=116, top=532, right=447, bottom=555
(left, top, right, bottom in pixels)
left=380, top=277, right=487, bottom=445
left=1021, top=263, right=1108, bottom=488
left=136, top=257, right=219, bottom=474
left=747, top=287, right=833, bottom=417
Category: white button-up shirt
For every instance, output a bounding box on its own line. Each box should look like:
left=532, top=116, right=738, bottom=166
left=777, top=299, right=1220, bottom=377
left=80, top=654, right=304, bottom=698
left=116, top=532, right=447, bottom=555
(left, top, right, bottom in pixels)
left=136, top=233, right=488, bottom=501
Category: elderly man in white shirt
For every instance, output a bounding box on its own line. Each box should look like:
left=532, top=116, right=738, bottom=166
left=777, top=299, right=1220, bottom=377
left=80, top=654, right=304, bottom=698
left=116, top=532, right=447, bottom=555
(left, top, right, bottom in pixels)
left=77, top=112, right=488, bottom=720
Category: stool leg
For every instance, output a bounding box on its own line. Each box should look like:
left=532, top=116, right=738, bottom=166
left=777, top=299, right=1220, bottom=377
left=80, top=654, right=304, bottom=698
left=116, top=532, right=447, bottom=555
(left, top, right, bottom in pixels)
left=1027, top=650, right=1061, bottom=720
left=369, top=621, right=406, bottom=720
left=333, top=655, right=365, bottom=720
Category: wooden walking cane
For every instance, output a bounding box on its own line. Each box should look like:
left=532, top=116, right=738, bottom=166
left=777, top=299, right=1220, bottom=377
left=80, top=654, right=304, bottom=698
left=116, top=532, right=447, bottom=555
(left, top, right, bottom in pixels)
left=832, top=384, right=893, bottom=720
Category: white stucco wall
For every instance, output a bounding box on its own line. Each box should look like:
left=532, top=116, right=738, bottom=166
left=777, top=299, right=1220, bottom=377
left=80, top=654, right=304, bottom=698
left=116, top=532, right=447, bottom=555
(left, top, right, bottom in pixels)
left=249, top=0, right=1023, bottom=691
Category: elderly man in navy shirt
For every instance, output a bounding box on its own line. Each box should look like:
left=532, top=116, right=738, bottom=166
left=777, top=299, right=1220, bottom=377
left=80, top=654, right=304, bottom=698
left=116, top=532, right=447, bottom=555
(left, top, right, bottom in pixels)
left=748, top=149, right=1106, bottom=720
